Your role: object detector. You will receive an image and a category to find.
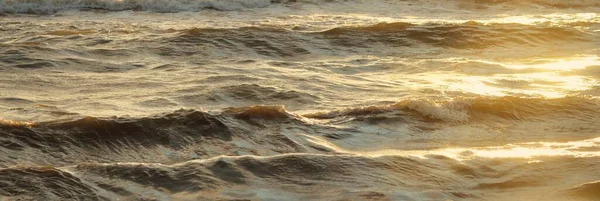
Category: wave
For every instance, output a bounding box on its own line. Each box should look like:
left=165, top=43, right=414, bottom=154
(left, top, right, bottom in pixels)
left=0, top=166, right=100, bottom=200
left=2, top=96, right=598, bottom=130
left=454, top=0, right=600, bottom=8
left=303, top=96, right=600, bottom=122
left=1, top=96, right=598, bottom=169
left=1, top=97, right=598, bottom=130
left=567, top=180, right=600, bottom=199
left=317, top=21, right=593, bottom=49
left=136, top=22, right=595, bottom=60
left=1, top=0, right=598, bottom=14
left=0, top=0, right=281, bottom=14
left=175, top=84, right=321, bottom=110
left=0, top=119, right=33, bottom=128
left=1, top=22, right=594, bottom=69
left=2, top=101, right=599, bottom=200
left=131, top=22, right=598, bottom=55
left=2, top=152, right=598, bottom=200
left=0, top=107, right=315, bottom=168
left=0, top=154, right=457, bottom=200
left=0, top=154, right=435, bottom=200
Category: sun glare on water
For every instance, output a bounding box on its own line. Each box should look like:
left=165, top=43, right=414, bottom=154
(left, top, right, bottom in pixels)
left=420, top=56, right=600, bottom=98
left=505, top=56, right=600, bottom=71
left=305, top=134, right=600, bottom=160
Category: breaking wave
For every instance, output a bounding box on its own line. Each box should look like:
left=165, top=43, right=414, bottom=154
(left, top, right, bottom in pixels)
left=303, top=96, right=600, bottom=122
left=1, top=96, right=596, bottom=168
left=1, top=98, right=599, bottom=200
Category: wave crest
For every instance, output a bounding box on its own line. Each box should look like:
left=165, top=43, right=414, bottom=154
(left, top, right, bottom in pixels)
left=318, top=22, right=590, bottom=49
left=401, top=100, right=471, bottom=122
left=0, top=119, right=33, bottom=128
left=0, top=107, right=314, bottom=168
left=304, top=96, right=600, bottom=122
left=224, top=105, right=296, bottom=120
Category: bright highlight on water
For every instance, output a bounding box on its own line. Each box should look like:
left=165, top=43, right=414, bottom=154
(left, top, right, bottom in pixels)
left=0, top=0, right=599, bottom=200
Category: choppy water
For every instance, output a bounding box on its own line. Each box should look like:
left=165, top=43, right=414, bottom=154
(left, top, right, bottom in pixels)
left=1, top=0, right=600, bottom=200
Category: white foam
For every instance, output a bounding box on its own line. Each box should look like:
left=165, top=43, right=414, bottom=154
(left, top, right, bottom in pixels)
left=404, top=99, right=471, bottom=122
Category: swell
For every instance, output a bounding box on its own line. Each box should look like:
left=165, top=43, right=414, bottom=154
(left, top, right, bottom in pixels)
left=176, top=84, right=321, bottom=110
left=175, top=22, right=593, bottom=50
left=1, top=0, right=599, bottom=14
left=3, top=96, right=595, bottom=128
left=0, top=166, right=102, bottom=200
left=317, top=22, right=593, bottom=50
left=567, top=180, right=600, bottom=199
left=1, top=96, right=599, bottom=172
left=1, top=21, right=593, bottom=69
left=0, top=96, right=598, bottom=166
left=0, top=0, right=344, bottom=14
left=1, top=102, right=599, bottom=200
left=0, top=0, right=277, bottom=14
left=0, top=154, right=465, bottom=200
left=454, top=0, right=600, bottom=8
left=303, top=96, right=600, bottom=122
left=2, top=153, right=598, bottom=200
left=0, top=106, right=315, bottom=168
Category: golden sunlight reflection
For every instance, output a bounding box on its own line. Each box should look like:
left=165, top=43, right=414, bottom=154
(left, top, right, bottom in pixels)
left=399, top=13, right=598, bottom=26
left=491, top=13, right=599, bottom=25
left=505, top=56, right=600, bottom=71
left=415, top=56, right=600, bottom=98
left=0, top=118, right=33, bottom=128
left=303, top=134, right=600, bottom=160
left=421, top=73, right=593, bottom=98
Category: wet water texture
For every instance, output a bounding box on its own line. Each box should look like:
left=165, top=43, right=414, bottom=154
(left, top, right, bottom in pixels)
left=1, top=0, right=600, bottom=200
